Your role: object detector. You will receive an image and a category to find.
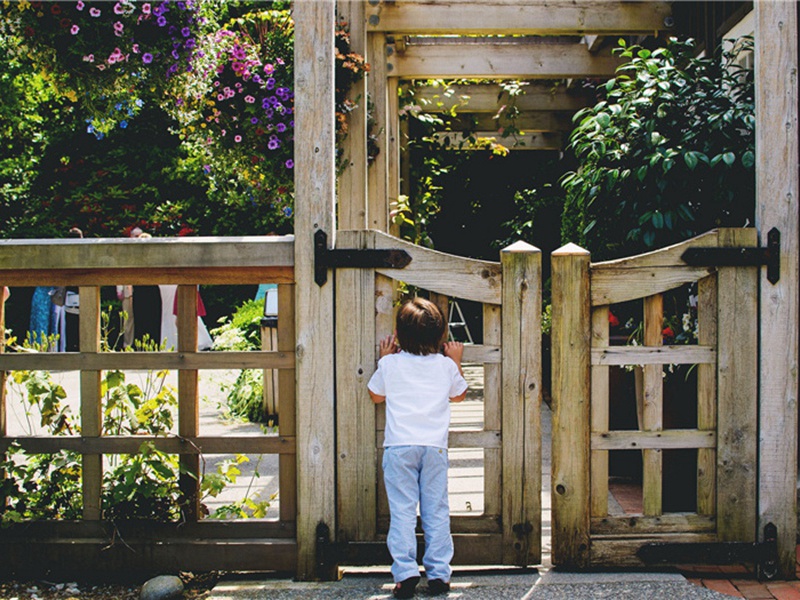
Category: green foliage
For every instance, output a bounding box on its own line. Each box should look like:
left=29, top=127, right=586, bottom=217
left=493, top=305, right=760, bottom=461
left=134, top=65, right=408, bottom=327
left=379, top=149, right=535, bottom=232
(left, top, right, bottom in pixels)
left=560, top=37, right=755, bottom=259
left=203, top=453, right=272, bottom=519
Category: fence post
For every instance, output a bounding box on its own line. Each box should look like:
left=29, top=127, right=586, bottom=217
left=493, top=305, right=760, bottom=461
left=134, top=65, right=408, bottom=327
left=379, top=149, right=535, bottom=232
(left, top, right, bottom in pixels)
left=500, top=241, right=542, bottom=566
left=551, top=243, right=591, bottom=569
left=177, top=284, right=200, bottom=522
left=79, top=285, right=102, bottom=520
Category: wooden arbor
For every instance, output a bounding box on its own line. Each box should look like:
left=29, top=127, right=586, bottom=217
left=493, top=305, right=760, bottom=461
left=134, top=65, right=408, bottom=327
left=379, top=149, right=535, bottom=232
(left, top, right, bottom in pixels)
left=294, top=0, right=798, bottom=581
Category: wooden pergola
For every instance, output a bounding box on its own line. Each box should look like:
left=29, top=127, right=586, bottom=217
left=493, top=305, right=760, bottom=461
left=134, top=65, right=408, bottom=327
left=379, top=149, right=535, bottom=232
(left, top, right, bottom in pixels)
left=293, top=0, right=798, bottom=580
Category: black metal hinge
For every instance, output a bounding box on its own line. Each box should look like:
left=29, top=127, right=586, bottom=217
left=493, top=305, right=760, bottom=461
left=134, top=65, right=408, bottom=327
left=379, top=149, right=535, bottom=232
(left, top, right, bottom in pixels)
left=681, top=227, right=780, bottom=284
left=637, top=523, right=779, bottom=580
left=314, top=229, right=412, bottom=286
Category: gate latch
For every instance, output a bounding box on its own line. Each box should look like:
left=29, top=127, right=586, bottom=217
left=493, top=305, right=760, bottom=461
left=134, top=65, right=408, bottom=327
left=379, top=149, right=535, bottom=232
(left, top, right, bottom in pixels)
left=637, top=523, right=779, bottom=580
left=681, top=227, right=780, bottom=284
left=314, top=229, right=412, bottom=286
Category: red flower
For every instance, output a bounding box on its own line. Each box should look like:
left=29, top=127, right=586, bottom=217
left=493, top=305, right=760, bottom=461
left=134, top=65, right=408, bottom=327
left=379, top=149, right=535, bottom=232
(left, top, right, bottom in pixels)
left=51, top=4, right=62, bottom=14
left=662, top=327, right=675, bottom=338
left=608, top=312, right=620, bottom=327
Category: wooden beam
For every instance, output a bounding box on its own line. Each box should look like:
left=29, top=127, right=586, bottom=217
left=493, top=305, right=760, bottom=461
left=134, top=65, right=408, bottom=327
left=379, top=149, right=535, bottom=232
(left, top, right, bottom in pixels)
left=444, top=112, right=574, bottom=133
left=390, top=41, right=623, bottom=79
left=294, top=0, right=337, bottom=581
left=0, top=267, right=294, bottom=287
left=431, top=131, right=565, bottom=151
left=79, top=286, right=102, bottom=521
left=755, top=0, right=799, bottom=579
left=366, top=1, right=672, bottom=35
left=412, top=83, right=593, bottom=113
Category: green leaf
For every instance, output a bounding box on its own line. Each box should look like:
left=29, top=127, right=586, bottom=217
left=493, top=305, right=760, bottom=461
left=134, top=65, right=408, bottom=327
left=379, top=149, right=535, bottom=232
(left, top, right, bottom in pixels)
left=652, top=211, right=664, bottom=229
left=722, top=152, right=736, bottom=166
left=684, top=151, right=698, bottom=170
left=741, top=150, right=754, bottom=168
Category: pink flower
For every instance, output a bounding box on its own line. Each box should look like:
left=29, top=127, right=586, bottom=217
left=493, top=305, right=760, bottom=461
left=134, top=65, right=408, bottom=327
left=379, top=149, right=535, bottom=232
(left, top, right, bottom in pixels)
left=142, top=3, right=151, bottom=14
left=89, top=7, right=101, bottom=17
left=76, top=0, right=85, bottom=10
left=234, top=135, right=242, bottom=143
left=83, top=54, right=95, bottom=63
left=71, top=24, right=80, bottom=34
left=113, top=2, right=124, bottom=14
left=132, top=44, right=140, bottom=53
left=244, top=95, right=255, bottom=104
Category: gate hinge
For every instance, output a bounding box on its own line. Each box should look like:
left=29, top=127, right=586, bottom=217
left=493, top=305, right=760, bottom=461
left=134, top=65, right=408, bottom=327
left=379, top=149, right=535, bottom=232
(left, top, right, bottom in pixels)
left=314, top=229, right=412, bottom=286
left=637, top=523, right=779, bottom=580
left=681, top=227, right=780, bottom=284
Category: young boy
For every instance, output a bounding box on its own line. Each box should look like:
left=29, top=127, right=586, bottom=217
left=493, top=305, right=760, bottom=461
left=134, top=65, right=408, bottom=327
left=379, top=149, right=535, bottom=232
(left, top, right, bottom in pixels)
left=368, top=297, right=468, bottom=598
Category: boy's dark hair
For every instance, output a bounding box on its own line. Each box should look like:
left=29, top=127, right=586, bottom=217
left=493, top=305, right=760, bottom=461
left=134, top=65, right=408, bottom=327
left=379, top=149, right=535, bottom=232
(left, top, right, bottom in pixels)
left=395, top=297, right=446, bottom=356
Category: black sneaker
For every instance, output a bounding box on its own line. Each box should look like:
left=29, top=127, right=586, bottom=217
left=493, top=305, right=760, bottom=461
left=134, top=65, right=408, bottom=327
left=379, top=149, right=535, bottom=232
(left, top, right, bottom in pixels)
left=427, top=579, right=450, bottom=596
left=392, top=576, right=420, bottom=599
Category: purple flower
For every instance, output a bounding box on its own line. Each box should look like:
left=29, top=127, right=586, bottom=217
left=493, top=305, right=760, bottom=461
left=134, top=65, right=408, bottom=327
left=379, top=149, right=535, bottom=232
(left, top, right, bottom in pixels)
left=264, top=64, right=274, bottom=75
left=232, top=45, right=246, bottom=60
left=266, top=78, right=276, bottom=90
left=276, top=123, right=286, bottom=133
left=157, top=15, right=167, bottom=26
left=177, top=1, right=186, bottom=9
left=250, top=117, right=259, bottom=124
left=185, top=39, right=196, bottom=49
left=120, top=120, right=128, bottom=129
left=143, top=53, right=153, bottom=64
left=264, top=108, right=274, bottom=119
left=283, top=206, right=292, bottom=216
left=268, top=139, right=280, bottom=150
left=285, top=159, right=294, bottom=169
left=167, top=63, right=179, bottom=75
left=171, top=49, right=180, bottom=60
left=203, top=164, right=211, bottom=174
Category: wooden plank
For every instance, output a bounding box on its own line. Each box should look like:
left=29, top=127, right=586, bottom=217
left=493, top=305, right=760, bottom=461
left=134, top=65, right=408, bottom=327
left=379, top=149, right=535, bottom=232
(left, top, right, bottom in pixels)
left=413, top=83, right=592, bottom=113
left=294, top=0, right=337, bottom=580
left=591, top=345, right=715, bottom=366
left=374, top=273, right=394, bottom=525
left=755, top=0, right=799, bottom=578
left=0, top=267, right=293, bottom=287
left=361, top=230, right=502, bottom=304
left=590, top=533, right=718, bottom=568
left=590, top=266, right=716, bottom=306
left=391, top=41, right=623, bottom=79
left=377, top=429, right=501, bottom=449
left=387, top=77, right=401, bottom=229
left=0, top=435, right=296, bottom=455
left=590, top=306, right=609, bottom=518
left=368, top=32, right=389, bottom=232
left=277, top=283, right=297, bottom=523
left=444, top=112, right=575, bottom=133
left=337, top=0, right=368, bottom=231
left=177, top=285, right=200, bottom=522
left=696, top=275, right=717, bottom=516
left=550, top=243, right=591, bottom=568
left=451, top=534, right=503, bottom=565
left=483, top=303, right=501, bottom=517
left=0, top=351, right=295, bottom=372
left=377, top=514, right=502, bottom=535
left=366, top=1, right=672, bottom=35
left=501, top=241, right=541, bottom=566
left=79, top=286, right=102, bottom=521
left=0, top=236, right=294, bottom=271
left=592, top=230, right=720, bottom=270
left=716, top=229, right=758, bottom=543
left=432, top=131, right=565, bottom=151
left=642, top=295, right=663, bottom=517
left=591, top=514, right=716, bottom=536
left=592, top=430, right=716, bottom=451
left=335, top=231, right=376, bottom=542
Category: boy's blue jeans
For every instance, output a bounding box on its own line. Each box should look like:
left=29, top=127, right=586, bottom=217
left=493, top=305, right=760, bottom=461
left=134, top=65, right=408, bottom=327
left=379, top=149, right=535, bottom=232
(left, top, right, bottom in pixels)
left=382, top=445, right=453, bottom=583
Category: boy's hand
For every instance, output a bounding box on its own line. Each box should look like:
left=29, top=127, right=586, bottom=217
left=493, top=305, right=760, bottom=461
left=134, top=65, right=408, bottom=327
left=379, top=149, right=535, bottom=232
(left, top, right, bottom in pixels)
left=379, top=335, right=398, bottom=358
left=443, top=341, right=464, bottom=365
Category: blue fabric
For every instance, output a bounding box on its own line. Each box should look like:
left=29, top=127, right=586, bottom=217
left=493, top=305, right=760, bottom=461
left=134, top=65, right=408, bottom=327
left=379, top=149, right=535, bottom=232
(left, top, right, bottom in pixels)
left=28, top=286, right=55, bottom=346
left=382, top=445, right=453, bottom=583
left=254, top=283, right=277, bottom=301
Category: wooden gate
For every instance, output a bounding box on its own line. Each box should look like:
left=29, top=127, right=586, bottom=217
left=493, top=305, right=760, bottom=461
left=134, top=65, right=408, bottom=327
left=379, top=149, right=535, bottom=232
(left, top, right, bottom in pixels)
left=550, top=228, right=760, bottom=568
left=333, top=230, right=542, bottom=567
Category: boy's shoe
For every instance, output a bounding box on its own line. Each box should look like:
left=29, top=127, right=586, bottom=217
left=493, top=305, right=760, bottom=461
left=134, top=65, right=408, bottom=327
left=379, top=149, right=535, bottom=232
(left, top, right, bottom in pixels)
left=427, top=579, right=450, bottom=596
left=392, top=576, right=420, bottom=599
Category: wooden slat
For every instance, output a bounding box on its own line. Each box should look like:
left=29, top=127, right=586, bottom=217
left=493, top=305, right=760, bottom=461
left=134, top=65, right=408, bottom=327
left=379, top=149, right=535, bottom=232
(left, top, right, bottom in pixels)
left=591, top=430, right=716, bottom=451
left=591, top=514, right=716, bottom=536
left=432, top=131, right=565, bottom=151
left=366, top=1, right=672, bottom=35
left=755, top=1, right=799, bottom=577
left=378, top=514, right=502, bottom=535
left=550, top=243, right=591, bottom=569
left=377, top=429, right=501, bottom=449
left=590, top=306, right=609, bottom=518
left=501, top=241, right=541, bottom=566
left=696, top=275, right=717, bottom=516
left=374, top=273, right=394, bottom=525
left=413, top=83, right=592, bottom=113
left=462, top=344, right=500, bottom=364
left=716, top=229, right=758, bottom=543
left=359, top=230, right=502, bottom=304
left=177, top=285, right=200, bottom=522
left=335, top=231, right=377, bottom=542
left=390, top=41, right=623, bottom=79
left=277, top=283, right=297, bottom=523
left=444, top=112, right=575, bottom=133
left=0, top=283, right=5, bottom=439
left=483, top=303, right=502, bottom=517
left=591, top=345, right=715, bottom=366
left=642, top=295, right=663, bottom=517
left=294, top=0, right=337, bottom=579
left=0, top=236, right=294, bottom=271
left=0, top=267, right=294, bottom=287
left=387, top=77, right=401, bottom=228
left=590, top=533, right=718, bottom=568
left=590, top=266, right=716, bottom=306
left=0, top=351, right=295, bottom=372
left=452, top=534, right=503, bottom=565
left=79, top=286, right=102, bottom=521
left=0, top=435, right=296, bottom=455
left=592, top=231, right=720, bottom=270
left=368, top=32, right=389, bottom=232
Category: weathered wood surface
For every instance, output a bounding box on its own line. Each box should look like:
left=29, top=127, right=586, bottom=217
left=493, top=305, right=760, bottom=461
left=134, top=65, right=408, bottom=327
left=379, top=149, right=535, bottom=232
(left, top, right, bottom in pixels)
left=335, top=231, right=377, bottom=542
left=177, top=285, right=200, bottom=522
left=590, top=533, right=717, bottom=567
left=591, top=514, right=716, bottom=535
left=483, top=303, right=502, bottom=517
left=0, top=351, right=295, bottom=371
left=590, top=306, right=609, bottom=518
left=716, top=230, right=758, bottom=542
left=755, top=0, right=799, bottom=578
left=696, top=274, right=717, bottom=516
left=432, top=131, right=565, bottom=151
left=366, top=1, right=672, bottom=35
left=591, top=345, right=715, bottom=366
left=278, top=283, right=297, bottom=523
left=368, top=32, right=389, bottom=232
left=413, top=83, right=592, bottom=113
left=591, top=430, right=716, bottom=451
left=377, top=429, right=501, bottom=449
left=390, top=41, right=623, bottom=79
left=350, top=230, right=502, bottom=304
left=591, top=266, right=716, bottom=306
left=592, top=230, right=720, bottom=270
left=550, top=243, right=590, bottom=569
left=79, top=286, right=102, bottom=521
left=642, top=294, right=663, bottom=517
left=294, top=0, right=337, bottom=580
left=444, top=112, right=575, bottom=133
left=501, top=242, right=541, bottom=566
left=378, top=514, right=502, bottom=535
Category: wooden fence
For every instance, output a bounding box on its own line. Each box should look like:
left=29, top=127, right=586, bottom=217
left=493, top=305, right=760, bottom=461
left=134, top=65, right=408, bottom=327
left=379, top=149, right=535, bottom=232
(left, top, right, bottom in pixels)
left=0, top=236, right=298, bottom=577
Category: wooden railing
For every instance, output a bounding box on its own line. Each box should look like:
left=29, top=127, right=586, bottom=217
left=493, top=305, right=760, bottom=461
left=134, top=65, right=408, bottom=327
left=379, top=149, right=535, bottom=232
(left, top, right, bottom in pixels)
left=0, top=236, right=298, bottom=577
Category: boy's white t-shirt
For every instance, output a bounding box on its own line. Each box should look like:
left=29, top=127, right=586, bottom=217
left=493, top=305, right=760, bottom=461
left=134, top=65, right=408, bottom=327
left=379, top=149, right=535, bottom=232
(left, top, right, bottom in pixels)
left=368, top=351, right=468, bottom=449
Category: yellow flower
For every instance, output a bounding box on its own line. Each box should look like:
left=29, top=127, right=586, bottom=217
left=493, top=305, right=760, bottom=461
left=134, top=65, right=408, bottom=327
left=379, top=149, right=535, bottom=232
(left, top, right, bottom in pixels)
left=17, top=0, right=31, bottom=10
left=200, top=123, right=206, bottom=129
left=64, top=90, right=78, bottom=103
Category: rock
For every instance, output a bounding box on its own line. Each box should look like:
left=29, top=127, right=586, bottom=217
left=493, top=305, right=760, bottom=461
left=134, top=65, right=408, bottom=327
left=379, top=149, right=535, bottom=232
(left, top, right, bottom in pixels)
left=139, top=575, right=184, bottom=600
